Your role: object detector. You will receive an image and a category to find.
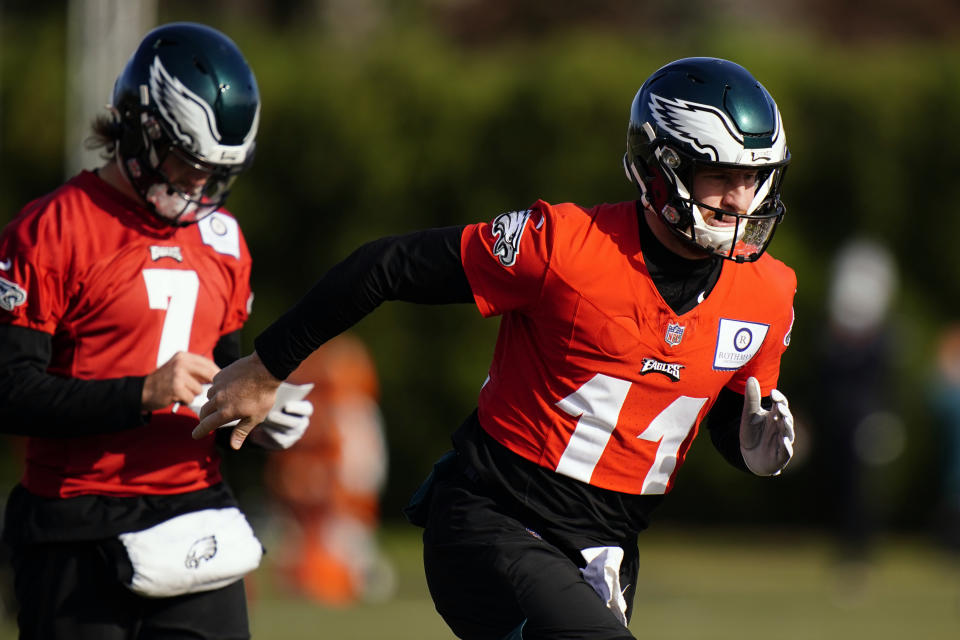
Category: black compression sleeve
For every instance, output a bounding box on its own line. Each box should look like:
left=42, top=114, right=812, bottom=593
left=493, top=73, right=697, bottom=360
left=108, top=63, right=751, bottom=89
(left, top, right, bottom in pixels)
left=0, top=324, right=146, bottom=437
left=706, top=387, right=749, bottom=472
left=255, top=225, right=472, bottom=381
left=213, top=330, right=242, bottom=368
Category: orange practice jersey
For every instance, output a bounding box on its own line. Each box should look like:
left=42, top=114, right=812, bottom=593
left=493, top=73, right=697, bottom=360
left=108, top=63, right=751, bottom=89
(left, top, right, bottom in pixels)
left=0, top=171, right=252, bottom=498
left=461, top=200, right=796, bottom=495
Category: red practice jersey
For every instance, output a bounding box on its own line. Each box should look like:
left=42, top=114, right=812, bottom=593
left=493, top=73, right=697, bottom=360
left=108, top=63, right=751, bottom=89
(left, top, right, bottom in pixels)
left=461, top=200, right=796, bottom=495
left=0, top=171, right=252, bottom=498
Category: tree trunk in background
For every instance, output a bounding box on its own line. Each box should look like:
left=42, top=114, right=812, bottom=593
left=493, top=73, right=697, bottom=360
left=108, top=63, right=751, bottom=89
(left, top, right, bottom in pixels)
left=64, top=0, right=156, bottom=177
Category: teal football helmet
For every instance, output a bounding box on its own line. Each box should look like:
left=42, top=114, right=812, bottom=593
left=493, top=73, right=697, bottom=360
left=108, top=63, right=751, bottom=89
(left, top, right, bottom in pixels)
left=111, top=22, right=260, bottom=225
left=625, top=57, right=789, bottom=262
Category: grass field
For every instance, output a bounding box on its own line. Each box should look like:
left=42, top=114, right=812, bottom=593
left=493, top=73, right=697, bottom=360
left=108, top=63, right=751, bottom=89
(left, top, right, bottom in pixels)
left=1, top=525, right=957, bottom=639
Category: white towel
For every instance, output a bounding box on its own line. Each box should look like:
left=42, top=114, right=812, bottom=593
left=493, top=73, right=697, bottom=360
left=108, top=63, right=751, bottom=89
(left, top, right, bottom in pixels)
left=580, top=546, right=628, bottom=626
left=119, top=507, right=263, bottom=598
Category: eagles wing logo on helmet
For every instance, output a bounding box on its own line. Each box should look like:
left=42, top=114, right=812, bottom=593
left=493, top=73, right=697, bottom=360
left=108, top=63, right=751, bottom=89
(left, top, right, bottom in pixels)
left=491, top=209, right=534, bottom=267
left=648, top=93, right=743, bottom=164
left=149, top=56, right=257, bottom=166
left=184, top=534, right=218, bottom=569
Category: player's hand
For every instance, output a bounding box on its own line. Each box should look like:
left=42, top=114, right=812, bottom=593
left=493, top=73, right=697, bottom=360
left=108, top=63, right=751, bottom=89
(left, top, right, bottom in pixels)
left=142, top=351, right=220, bottom=412
left=248, top=385, right=315, bottom=450
left=739, top=377, right=795, bottom=476
left=193, top=351, right=282, bottom=449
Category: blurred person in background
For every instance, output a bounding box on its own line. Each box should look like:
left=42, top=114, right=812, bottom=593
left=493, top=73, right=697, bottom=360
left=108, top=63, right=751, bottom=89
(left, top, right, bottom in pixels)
left=813, top=238, right=899, bottom=569
left=0, top=22, right=312, bottom=640
left=264, top=333, right=394, bottom=605
left=931, top=325, right=960, bottom=552
left=196, top=57, right=797, bottom=640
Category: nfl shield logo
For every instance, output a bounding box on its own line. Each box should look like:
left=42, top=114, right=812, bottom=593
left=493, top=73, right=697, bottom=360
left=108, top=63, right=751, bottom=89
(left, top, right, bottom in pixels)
left=664, top=322, right=685, bottom=346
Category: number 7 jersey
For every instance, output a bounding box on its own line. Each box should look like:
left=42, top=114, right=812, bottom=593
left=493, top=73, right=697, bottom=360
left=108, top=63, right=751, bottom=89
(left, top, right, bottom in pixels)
left=0, top=171, right=252, bottom=498
left=461, top=200, right=796, bottom=495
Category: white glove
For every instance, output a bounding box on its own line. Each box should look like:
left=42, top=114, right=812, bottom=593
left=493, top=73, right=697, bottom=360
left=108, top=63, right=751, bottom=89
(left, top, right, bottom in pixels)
left=188, top=382, right=314, bottom=450
left=740, top=377, right=795, bottom=476
left=248, top=382, right=315, bottom=450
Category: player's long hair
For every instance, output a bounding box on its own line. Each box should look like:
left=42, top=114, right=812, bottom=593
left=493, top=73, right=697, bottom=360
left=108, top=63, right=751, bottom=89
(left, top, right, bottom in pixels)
left=86, top=112, right=122, bottom=159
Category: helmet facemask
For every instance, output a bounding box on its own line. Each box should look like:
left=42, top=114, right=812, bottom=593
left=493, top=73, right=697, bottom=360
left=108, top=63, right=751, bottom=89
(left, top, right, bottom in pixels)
left=117, top=109, right=248, bottom=225
left=631, top=132, right=788, bottom=262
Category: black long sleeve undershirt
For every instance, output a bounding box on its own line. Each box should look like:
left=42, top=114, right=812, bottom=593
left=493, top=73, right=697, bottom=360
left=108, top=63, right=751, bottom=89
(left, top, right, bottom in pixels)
left=253, top=217, right=750, bottom=469
left=706, top=387, right=750, bottom=472
left=0, top=324, right=243, bottom=438
left=255, top=225, right=472, bottom=381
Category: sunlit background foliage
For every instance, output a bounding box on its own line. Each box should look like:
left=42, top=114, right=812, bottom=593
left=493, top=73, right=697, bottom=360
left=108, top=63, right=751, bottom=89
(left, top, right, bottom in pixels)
left=2, top=0, right=960, bottom=542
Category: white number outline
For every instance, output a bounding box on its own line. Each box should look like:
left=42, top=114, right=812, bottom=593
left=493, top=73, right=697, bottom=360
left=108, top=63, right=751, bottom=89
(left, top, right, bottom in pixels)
left=142, top=269, right=200, bottom=367
left=555, top=373, right=707, bottom=494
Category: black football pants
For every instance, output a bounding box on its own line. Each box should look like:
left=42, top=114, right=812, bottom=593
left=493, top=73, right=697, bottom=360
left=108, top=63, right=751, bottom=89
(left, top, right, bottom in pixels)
left=422, top=472, right=636, bottom=640
left=9, top=539, right=250, bottom=640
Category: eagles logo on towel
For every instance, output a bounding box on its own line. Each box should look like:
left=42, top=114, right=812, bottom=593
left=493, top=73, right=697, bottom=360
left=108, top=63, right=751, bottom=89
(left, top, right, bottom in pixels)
left=185, top=535, right=218, bottom=569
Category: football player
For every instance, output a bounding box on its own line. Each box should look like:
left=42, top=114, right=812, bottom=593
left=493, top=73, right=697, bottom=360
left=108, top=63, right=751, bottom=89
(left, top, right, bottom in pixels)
left=0, top=23, right=311, bottom=639
left=196, top=57, right=797, bottom=640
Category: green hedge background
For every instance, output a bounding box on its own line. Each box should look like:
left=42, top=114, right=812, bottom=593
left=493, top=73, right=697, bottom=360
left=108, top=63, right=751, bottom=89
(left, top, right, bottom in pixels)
left=2, top=3, right=959, bottom=540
